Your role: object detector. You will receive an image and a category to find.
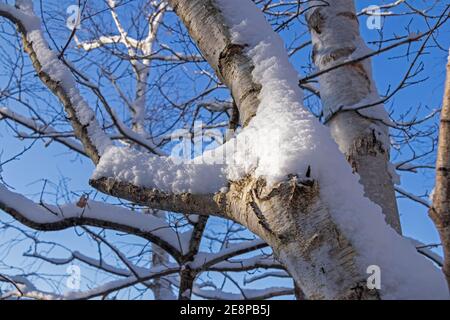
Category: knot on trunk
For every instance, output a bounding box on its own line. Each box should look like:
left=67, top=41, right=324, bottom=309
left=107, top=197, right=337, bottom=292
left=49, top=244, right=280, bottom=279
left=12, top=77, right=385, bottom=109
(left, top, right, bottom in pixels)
left=228, top=175, right=319, bottom=244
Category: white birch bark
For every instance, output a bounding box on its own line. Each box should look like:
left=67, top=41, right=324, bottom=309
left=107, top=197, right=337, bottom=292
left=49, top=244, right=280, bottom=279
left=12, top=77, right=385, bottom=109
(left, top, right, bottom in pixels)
left=429, top=51, right=450, bottom=291
left=166, top=0, right=447, bottom=299
left=306, top=0, right=402, bottom=233
left=165, top=0, right=377, bottom=299
left=2, top=0, right=447, bottom=300
left=149, top=211, right=176, bottom=300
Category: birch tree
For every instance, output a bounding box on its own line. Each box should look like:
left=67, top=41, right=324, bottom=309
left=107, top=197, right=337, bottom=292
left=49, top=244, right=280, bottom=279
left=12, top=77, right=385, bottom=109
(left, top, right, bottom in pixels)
left=0, top=0, right=449, bottom=300
left=430, top=51, right=450, bottom=289
left=306, top=0, right=401, bottom=232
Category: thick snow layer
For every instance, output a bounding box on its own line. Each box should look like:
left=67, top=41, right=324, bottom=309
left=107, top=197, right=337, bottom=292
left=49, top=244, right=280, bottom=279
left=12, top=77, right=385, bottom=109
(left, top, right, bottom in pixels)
left=216, top=0, right=448, bottom=299
left=93, top=146, right=227, bottom=194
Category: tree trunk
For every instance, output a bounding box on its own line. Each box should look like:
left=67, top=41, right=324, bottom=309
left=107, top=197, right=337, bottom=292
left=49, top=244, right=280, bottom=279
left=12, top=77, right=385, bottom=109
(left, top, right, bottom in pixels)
left=166, top=0, right=447, bottom=300
left=306, top=0, right=402, bottom=233
left=2, top=0, right=445, bottom=300
left=224, top=176, right=379, bottom=299
left=430, top=51, right=450, bottom=291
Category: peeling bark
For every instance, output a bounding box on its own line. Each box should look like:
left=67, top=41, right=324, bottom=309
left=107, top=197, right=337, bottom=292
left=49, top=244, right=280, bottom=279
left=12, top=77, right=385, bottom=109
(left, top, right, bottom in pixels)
left=224, top=175, right=379, bottom=299
left=90, top=177, right=225, bottom=216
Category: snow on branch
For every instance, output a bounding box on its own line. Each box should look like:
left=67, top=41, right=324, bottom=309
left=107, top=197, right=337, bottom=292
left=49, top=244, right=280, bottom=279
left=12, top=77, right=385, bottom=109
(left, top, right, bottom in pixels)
left=208, top=254, right=283, bottom=272
left=1, top=265, right=180, bottom=300
left=395, top=186, right=430, bottom=208
left=76, top=35, right=125, bottom=51
left=183, top=0, right=448, bottom=299
left=0, top=107, right=86, bottom=156
left=0, top=1, right=228, bottom=216
left=26, top=250, right=135, bottom=277
left=0, top=1, right=112, bottom=163
left=0, top=183, right=187, bottom=260
left=191, top=239, right=267, bottom=270
left=407, top=238, right=443, bottom=267
left=244, top=271, right=290, bottom=285
left=192, top=285, right=293, bottom=300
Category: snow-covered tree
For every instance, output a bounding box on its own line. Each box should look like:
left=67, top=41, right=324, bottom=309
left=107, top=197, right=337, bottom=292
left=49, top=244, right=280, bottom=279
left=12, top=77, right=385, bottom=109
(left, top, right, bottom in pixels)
left=0, top=0, right=449, bottom=299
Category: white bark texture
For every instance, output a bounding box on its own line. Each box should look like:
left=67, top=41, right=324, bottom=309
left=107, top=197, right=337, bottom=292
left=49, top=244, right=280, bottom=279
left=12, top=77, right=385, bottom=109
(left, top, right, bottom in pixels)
left=167, top=0, right=378, bottom=299
left=167, top=0, right=261, bottom=126
left=307, top=0, right=402, bottom=233
left=1, top=0, right=447, bottom=300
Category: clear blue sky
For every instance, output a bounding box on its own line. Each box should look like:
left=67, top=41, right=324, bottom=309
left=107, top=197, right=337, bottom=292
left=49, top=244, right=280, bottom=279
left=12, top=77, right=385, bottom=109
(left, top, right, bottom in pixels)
left=0, top=0, right=449, bottom=298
